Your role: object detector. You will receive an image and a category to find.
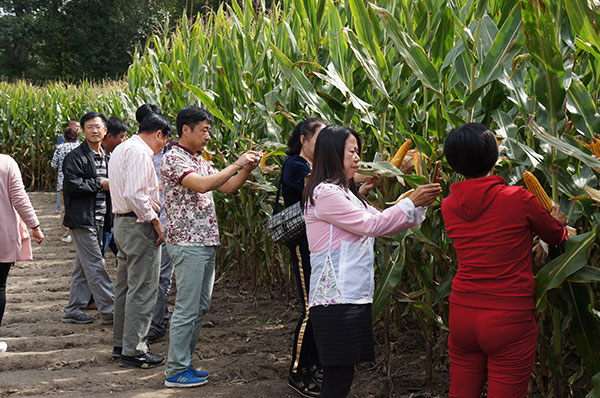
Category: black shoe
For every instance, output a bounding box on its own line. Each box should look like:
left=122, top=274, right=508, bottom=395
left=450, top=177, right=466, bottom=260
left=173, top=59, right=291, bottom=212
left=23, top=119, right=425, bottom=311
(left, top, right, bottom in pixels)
left=288, top=368, right=321, bottom=398
left=119, top=352, right=165, bottom=369
left=112, top=347, right=122, bottom=359
left=148, top=330, right=164, bottom=343
left=311, top=365, right=323, bottom=384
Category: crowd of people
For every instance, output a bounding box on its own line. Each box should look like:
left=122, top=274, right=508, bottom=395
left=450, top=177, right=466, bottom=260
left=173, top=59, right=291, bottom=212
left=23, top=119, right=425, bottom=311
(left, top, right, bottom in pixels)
left=0, top=105, right=569, bottom=397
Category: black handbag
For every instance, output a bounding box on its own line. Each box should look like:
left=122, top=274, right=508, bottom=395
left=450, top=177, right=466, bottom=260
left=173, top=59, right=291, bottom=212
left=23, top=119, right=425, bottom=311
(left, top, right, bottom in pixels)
left=267, top=166, right=306, bottom=244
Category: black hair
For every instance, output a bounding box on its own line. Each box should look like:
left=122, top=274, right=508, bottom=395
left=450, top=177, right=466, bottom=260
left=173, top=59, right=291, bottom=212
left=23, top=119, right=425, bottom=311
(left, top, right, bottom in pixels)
left=106, top=116, right=128, bottom=137
left=286, top=118, right=327, bottom=156
left=80, top=112, right=107, bottom=129
left=444, top=123, right=498, bottom=178
left=135, top=104, right=162, bottom=124
left=176, top=106, right=215, bottom=138
left=139, top=113, right=173, bottom=138
left=63, top=127, right=78, bottom=142
left=303, top=125, right=366, bottom=207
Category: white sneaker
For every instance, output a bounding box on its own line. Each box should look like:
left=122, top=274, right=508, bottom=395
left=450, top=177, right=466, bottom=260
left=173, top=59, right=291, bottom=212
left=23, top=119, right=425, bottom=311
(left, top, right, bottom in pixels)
left=0, top=341, right=7, bottom=352
left=61, top=235, right=72, bottom=243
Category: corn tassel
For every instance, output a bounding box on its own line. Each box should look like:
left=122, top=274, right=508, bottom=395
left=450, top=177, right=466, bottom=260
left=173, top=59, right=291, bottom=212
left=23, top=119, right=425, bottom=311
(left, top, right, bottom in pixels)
left=523, top=171, right=553, bottom=211
left=391, top=139, right=412, bottom=168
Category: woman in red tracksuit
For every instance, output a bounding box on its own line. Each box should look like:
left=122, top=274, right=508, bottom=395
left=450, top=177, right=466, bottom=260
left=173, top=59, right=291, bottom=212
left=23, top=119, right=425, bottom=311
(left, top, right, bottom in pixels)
left=442, top=123, right=568, bottom=398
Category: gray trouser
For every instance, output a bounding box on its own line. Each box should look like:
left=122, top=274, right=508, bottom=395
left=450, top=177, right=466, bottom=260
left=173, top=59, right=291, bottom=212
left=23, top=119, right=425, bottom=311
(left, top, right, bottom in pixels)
left=149, top=241, right=173, bottom=337
left=165, top=244, right=216, bottom=378
left=63, top=225, right=114, bottom=318
left=112, top=216, right=160, bottom=356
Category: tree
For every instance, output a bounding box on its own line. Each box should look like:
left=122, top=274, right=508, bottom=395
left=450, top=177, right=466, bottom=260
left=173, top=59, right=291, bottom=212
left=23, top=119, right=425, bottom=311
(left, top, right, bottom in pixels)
left=0, top=0, right=166, bottom=81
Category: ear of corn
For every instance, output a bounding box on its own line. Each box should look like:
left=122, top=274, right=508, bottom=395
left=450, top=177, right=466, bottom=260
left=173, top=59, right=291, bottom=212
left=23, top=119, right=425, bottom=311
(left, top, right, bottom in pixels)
left=390, top=139, right=412, bottom=168
left=523, top=171, right=553, bottom=211
left=591, top=135, right=600, bottom=157
left=413, top=152, right=421, bottom=175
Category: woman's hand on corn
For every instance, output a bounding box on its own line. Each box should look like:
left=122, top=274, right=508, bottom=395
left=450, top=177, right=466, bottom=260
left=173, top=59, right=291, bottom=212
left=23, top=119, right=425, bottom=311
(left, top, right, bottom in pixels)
left=550, top=205, right=568, bottom=225
left=408, top=183, right=442, bottom=207
left=358, top=174, right=380, bottom=195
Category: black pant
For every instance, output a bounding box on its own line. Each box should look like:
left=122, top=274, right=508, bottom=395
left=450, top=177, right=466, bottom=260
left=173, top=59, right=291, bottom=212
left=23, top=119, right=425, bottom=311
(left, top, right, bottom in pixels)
left=288, top=238, right=320, bottom=374
left=0, top=262, right=13, bottom=327
left=321, top=366, right=354, bottom=398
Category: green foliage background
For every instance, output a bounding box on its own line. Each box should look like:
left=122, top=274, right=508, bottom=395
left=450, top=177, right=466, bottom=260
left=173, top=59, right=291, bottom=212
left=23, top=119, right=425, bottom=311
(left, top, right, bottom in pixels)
left=1, top=0, right=600, bottom=395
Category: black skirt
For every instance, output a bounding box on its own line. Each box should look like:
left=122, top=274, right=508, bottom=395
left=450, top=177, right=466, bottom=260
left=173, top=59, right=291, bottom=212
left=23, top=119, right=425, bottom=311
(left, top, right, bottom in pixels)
left=310, top=303, right=375, bottom=366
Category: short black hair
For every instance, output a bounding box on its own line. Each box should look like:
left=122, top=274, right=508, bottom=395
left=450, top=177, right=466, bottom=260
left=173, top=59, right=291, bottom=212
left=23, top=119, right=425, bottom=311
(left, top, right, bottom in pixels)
left=80, top=112, right=107, bottom=129
left=176, top=106, right=214, bottom=138
left=286, top=118, right=327, bottom=156
left=135, top=104, right=162, bottom=124
left=444, top=123, right=498, bottom=178
left=106, top=117, right=128, bottom=137
left=63, top=127, right=78, bottom=142
left=139, top=113, right=173, bottom=138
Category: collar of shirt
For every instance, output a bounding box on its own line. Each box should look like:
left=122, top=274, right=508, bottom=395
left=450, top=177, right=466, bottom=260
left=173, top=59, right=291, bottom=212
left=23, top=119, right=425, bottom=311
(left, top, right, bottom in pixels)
left=83, top=141, right=106, bottom=158
left=129, top=134, right=155, bottom=157
left=171, top=142, right=201, bottom=156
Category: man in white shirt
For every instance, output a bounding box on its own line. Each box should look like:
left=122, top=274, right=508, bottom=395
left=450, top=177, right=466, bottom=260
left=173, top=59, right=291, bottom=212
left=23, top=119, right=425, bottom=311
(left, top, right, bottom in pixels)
left=108, top=113, right=172, bottom=369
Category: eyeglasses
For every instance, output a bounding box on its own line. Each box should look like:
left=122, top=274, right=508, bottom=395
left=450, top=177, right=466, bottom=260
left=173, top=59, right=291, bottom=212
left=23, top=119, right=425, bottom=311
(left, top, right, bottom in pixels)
left=84, top=124, right=105, bottom=131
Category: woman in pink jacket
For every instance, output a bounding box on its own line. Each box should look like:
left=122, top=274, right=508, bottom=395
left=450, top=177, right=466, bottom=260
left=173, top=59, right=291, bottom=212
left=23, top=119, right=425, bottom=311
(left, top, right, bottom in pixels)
left=302, top=125, right=441, bottom=397
left=0, top=154, right=44, bottom=352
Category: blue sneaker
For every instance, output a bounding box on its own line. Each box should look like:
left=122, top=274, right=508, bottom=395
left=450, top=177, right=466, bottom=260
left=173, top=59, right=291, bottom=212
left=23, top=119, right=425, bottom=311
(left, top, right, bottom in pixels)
left=188, top=365, right=209, bottom=378
left=164, top=369, right=208, bottom=388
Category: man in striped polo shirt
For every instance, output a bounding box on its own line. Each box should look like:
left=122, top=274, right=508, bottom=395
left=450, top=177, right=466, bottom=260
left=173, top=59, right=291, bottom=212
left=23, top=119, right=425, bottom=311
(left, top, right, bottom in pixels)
left=61, top=112, right=115, bottom=325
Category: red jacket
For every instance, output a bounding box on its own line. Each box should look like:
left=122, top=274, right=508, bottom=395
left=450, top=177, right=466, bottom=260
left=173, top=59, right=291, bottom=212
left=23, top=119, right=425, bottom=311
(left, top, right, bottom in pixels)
left=442, top=175, right=568, bottom=310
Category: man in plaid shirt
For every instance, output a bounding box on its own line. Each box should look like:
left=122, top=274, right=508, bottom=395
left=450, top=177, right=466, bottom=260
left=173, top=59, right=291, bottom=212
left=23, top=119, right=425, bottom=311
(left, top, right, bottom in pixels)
left=51, top=126, right=80, bottom=242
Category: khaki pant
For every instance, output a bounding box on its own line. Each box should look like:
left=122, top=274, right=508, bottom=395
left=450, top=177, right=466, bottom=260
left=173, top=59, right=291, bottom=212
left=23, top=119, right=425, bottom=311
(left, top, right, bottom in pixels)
left=112, top=215, right=160, bottom=356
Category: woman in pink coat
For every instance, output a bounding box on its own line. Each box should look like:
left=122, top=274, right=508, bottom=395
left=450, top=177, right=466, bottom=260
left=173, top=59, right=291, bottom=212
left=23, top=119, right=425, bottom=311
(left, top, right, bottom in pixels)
left=0, top=154, right=44, bottom=352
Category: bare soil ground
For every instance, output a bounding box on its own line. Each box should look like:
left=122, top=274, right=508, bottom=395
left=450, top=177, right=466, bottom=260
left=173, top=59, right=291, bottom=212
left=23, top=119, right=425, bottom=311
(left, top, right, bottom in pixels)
left=0, top=192, right=447, bottom=398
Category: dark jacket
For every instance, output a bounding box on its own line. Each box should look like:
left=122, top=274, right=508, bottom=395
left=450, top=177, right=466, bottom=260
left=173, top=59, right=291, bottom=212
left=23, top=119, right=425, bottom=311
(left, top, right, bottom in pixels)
left=281, top=155, right=310, bottom=208
left=62, top=141, right=111, bottom=228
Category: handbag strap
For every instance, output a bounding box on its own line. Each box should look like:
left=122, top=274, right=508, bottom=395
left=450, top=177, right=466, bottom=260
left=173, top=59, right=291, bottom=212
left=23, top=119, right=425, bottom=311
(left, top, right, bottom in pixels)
left=273, top=160, right=285, bottom=214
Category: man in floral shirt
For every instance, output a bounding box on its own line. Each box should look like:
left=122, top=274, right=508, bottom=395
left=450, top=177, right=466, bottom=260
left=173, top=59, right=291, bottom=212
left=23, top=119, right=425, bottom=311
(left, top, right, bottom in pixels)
left=160, top=105, right=261, bottom=388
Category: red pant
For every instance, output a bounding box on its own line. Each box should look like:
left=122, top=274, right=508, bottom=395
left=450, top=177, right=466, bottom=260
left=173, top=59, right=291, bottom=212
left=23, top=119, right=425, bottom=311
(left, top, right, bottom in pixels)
left=448, top=303, right=537, bottom=398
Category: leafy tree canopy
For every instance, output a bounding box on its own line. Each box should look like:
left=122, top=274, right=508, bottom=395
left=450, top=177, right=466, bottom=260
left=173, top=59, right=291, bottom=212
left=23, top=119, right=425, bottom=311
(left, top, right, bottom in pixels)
left=0, top=0, right=232, bottom=81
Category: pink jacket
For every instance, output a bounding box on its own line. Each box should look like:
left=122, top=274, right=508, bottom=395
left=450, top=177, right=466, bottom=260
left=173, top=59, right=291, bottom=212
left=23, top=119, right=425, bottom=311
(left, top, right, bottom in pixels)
left=0, top=155, right=39, bottom=262
left=304, top=183, right=425, bottom=307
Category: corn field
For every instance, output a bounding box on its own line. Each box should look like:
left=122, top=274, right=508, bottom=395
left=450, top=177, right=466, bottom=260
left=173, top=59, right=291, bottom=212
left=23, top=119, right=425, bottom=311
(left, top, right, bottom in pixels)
left=1, top=0, right=600, bottom=395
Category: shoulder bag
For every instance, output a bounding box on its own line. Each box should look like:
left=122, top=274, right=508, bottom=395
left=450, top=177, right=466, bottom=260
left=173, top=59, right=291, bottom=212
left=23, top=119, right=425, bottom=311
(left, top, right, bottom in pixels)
left=266, top=165, right=306, bottom=244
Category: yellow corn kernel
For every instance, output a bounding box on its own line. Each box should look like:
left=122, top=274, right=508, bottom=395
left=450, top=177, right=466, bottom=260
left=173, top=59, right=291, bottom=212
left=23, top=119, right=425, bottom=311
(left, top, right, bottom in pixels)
left=591, top=135, right=600, bottom=157
left=259, top=152, right=268, bottom=167
left=391, top=139, right=412, bottom=168
left=413, top=152, right=421, bottom=175
left=523, top=171, right=553, bottom=211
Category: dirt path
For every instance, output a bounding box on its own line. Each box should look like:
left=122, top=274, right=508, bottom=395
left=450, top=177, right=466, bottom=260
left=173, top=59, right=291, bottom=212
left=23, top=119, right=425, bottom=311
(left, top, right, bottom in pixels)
left=0, top=192, right=444, bottom=398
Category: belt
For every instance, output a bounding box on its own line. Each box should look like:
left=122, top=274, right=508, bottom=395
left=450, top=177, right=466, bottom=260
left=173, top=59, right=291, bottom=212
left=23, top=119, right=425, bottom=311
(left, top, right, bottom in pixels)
left=116, top=212, right=137, bottom=217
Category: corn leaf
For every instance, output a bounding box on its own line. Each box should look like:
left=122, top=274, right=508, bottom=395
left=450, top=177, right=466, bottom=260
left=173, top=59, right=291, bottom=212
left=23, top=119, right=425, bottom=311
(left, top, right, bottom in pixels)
left=181, top=82, right=235, bottom=131
left=535, top=230, right=596, bottom=307
left=567, top=76, right=600, bottom=139
left=529, top=120, right=600, bottom=168
left=372, top=238, right=407, bottom=320
left=370, top=3, right=441, bottom=93
left=568, top=282, right=600, bottom=376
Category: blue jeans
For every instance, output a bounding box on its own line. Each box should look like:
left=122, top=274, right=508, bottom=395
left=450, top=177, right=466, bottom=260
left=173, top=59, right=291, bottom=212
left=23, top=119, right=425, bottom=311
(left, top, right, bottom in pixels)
left=102, top=228, right=118, bottom=257
left=165, top=244, right=216, bottom=378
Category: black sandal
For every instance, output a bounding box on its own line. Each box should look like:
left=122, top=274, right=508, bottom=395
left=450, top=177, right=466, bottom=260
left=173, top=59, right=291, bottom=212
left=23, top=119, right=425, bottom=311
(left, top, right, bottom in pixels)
left=288, top=368, right=321, bottom=398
